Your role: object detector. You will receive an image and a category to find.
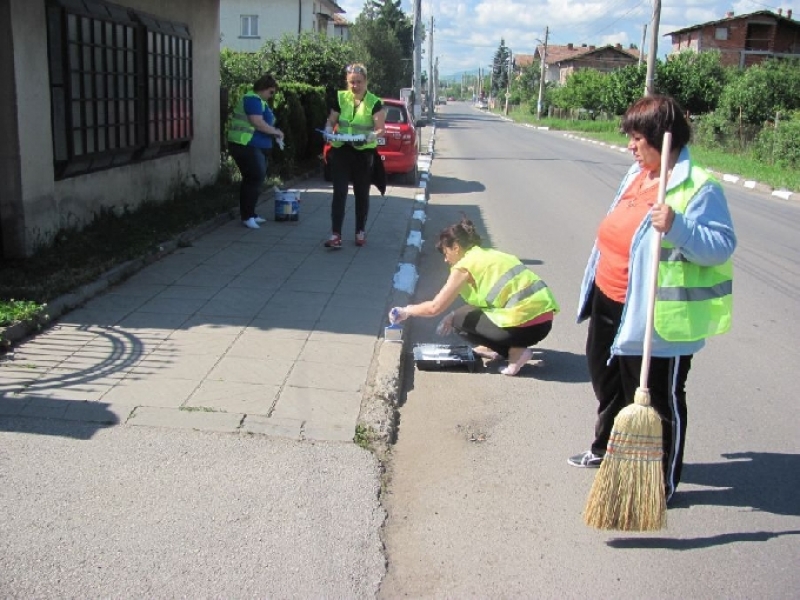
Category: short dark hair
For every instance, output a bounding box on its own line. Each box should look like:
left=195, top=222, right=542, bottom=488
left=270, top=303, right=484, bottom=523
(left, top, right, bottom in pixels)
left=253, top=73, right=278, bottom=92
left=436, top=215, right=482, bottom=254
left=621, top=95, right=691, bottom=151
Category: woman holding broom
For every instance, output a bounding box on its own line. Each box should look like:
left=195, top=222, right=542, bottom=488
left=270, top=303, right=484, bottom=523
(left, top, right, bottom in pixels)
left=568, top=95, right=736, bottom=504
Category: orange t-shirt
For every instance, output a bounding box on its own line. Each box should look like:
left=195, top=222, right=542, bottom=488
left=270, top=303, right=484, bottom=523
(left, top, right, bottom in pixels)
left=595, top=171, right=659, bottom=302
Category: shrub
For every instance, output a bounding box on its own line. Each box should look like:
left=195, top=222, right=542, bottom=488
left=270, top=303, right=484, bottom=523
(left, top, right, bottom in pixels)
left=751, top=113, right=800, bottom=168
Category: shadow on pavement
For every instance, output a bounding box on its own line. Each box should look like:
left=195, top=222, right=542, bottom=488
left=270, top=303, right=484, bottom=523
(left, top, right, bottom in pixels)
left=0, top=402, right=120, bottom=439
left=606, top=529, right=800, bottom=550
left=675, top=452, right=800, bottom=517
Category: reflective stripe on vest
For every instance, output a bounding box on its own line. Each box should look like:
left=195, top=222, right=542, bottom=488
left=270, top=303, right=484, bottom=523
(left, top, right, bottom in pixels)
left=227, top=91, right=264, bottom=145
left=458, top=247, right=559, bottom=328
left=331, top=90, right=379, bottom=150
left=654, top=166, right=733, bottom=341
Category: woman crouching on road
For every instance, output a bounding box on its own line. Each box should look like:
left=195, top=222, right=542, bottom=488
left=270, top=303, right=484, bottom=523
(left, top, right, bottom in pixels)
left=390, top=216, right=559, bottom=376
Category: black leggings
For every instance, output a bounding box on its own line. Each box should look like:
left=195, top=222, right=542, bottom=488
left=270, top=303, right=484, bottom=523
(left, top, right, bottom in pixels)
left=452, top=305, right=552, bottom=359
left=586, top=285, right=692, bottom=500
left=329, top=145, right=374, bottom=234
left=228, top=142, right=270, bottom=220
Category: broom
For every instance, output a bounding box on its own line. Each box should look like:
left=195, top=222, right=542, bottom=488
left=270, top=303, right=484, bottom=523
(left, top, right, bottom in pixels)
left=583, top=131, right=673, bottom=532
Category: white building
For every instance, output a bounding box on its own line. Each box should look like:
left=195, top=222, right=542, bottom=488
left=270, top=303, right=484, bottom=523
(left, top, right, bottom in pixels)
left=220, top=0, right=346, bottom=52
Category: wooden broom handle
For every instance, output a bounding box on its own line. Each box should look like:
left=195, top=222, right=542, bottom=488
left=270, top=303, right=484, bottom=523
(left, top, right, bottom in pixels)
left=640, top=131, right=672, bottom=389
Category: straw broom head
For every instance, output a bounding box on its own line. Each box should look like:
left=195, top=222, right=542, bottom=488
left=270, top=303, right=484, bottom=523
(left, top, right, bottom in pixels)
left=583, top=388, right=666, bottom=531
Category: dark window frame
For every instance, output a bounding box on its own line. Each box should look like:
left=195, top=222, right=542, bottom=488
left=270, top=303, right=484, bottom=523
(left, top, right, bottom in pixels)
left=46, top=0, right=193, bottom=180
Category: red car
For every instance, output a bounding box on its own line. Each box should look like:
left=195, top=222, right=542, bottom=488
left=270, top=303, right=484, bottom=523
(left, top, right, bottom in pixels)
left=323, top=97, right=419, bottom=185
left=378, top=98, right=419, bottom=184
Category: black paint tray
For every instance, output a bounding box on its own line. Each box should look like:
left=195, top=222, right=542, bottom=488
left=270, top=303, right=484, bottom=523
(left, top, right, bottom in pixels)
left=412, top=343, right=478, bottom=372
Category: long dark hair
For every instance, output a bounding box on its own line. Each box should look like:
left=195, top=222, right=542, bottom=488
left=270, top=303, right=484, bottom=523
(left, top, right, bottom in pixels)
left=436, top=215, right=482, bottom=253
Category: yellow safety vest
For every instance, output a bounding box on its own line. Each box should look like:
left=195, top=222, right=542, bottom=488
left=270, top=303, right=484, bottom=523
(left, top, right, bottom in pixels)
left=655, top=166, right=733, bottom=341
left=456, top=247, right=559, bottom=328
left=227, top=91, right=265, bottom=146
left=331, top=90, right=379, bottom=150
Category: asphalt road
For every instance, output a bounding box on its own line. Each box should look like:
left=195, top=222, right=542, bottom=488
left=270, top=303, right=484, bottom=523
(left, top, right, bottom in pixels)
left=380, top=103, right=800, bottom=598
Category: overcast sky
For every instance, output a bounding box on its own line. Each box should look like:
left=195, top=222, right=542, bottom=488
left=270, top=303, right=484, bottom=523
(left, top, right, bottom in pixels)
left=336, top=0, right=797, bottom=77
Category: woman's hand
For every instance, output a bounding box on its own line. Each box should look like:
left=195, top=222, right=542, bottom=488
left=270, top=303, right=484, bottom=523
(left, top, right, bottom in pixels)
left=274, top=128, right=285, bottom=140
left=389, top=307, right=409, bottom=324
left=650, top=203, right=675, bottom=233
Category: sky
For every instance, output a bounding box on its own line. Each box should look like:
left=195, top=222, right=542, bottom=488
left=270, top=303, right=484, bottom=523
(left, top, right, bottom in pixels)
left=335, top=0, right=798, bottom=78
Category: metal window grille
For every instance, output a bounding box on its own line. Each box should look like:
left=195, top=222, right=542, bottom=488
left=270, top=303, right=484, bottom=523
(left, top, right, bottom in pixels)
left=46, top=0, right=192, bottom=179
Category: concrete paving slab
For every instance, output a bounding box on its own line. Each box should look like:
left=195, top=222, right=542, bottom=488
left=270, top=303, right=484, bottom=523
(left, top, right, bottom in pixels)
left=187, top=379, right=279, bottom=415
left=286, top=359, right=365, bottom=393
left=129, top=405, right=243, bottom=432
left=272, top=385, right=361, bottom=429
left=240, top=414, right=303, bottom=439
left=297, top=339, right=376, bottom=367
left=206, top=355, right=295, bottom=386
left=153, top=284, right=224, bottom=300
left=226, top=332, right=306, bottom=360
left=101, top=377, right=198, bottom=407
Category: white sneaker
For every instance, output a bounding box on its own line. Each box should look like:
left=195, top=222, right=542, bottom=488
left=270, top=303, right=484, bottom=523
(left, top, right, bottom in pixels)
left=242, top=217, right=260, bottom=229
left=253, top=215, right=267, bottom=224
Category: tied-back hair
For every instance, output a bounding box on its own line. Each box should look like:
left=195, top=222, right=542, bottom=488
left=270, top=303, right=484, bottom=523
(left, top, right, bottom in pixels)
left=621, top=95, right=691, bottom=152
left=253, top=73, right=278, bottom=92
left=436, top=215, right=482, bottom=253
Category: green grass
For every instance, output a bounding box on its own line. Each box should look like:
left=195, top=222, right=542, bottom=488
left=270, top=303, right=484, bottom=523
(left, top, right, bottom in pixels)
left=502, top=105, right=800, bottom=193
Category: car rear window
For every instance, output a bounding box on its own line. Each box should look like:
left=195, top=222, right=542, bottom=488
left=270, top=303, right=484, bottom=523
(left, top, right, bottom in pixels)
left=385, top=106, right=406, bottom=124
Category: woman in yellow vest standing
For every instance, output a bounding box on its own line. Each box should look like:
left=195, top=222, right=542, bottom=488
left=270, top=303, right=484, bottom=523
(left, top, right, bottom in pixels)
left=389, top=217, right=559, bottom=376
left=227, top=73, right=284, bottom=229
left=568, top=96, right=736, bottom=504
left=322, top=63, right=385, bottom=248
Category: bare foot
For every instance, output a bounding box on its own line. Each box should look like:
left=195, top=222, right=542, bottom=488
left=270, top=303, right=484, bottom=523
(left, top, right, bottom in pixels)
left=473, top=345, right=500, bottom=360
left=500, top=348, right=533, bottom=376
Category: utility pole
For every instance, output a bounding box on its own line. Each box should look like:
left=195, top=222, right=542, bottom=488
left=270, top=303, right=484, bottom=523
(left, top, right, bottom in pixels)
left=504, top=49, right=512, bottom=115
left=412, top=0, right=422, bottom=121
left=639, top=23, right=647, bottom=67
left=536, top=26, right=548, bottom=119
left=645, top=0, right=661, bottom=96
left=428, top=16, right=434, bottom=117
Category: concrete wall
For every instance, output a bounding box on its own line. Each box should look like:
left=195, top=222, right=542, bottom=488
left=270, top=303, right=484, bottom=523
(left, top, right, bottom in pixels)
left=6, top=0, right=220, bottom=257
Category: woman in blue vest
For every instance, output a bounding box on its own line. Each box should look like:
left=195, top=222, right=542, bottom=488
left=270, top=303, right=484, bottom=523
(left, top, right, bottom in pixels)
left=227, top=73, right=284, bottom=229
left=389, top=217, right=559, bottom=376
left=568, top=95, right=736, bottom=504
left=322, top=63, right=386, bottom=248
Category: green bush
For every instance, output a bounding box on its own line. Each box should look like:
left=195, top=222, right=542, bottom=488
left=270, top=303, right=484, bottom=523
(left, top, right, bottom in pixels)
left=752, top=113, right=800, bottom=168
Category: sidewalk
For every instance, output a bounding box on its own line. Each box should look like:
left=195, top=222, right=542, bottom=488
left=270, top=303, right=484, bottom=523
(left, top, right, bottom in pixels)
left=0, top=126, right=436, bottom=445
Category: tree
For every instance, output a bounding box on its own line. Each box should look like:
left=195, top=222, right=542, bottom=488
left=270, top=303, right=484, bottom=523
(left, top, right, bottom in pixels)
left=717, top=58, right=800, bottom=124
left=551, top=68, right=607, bottom=114
left=349, top=0, right=413, bottom=97
left=603, top=63, right=647, bottom=115
left=656, top=50, right=726, bottom=115
left=253, top=33, right=355, bottom=103
left=491, top=39, right=511, bottom=98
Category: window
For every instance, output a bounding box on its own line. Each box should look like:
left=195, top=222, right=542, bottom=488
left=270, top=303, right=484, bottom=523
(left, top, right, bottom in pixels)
left=715, top=27, right=728, bottom=41
left=46, top=0, right=193, bottom=179
left=240, top=15, right=258, bottom=38
left=745, top=23, right=772, bottom=51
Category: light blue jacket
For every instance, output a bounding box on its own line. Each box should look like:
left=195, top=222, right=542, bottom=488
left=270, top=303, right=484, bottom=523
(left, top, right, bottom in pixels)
left=577, top=146, right=737, bottom=357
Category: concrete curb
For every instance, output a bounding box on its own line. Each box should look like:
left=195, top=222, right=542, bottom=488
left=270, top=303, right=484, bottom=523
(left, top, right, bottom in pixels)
left=358, top=123, right=437, bottom=458
left=560, top=132, right=797, bottom=201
